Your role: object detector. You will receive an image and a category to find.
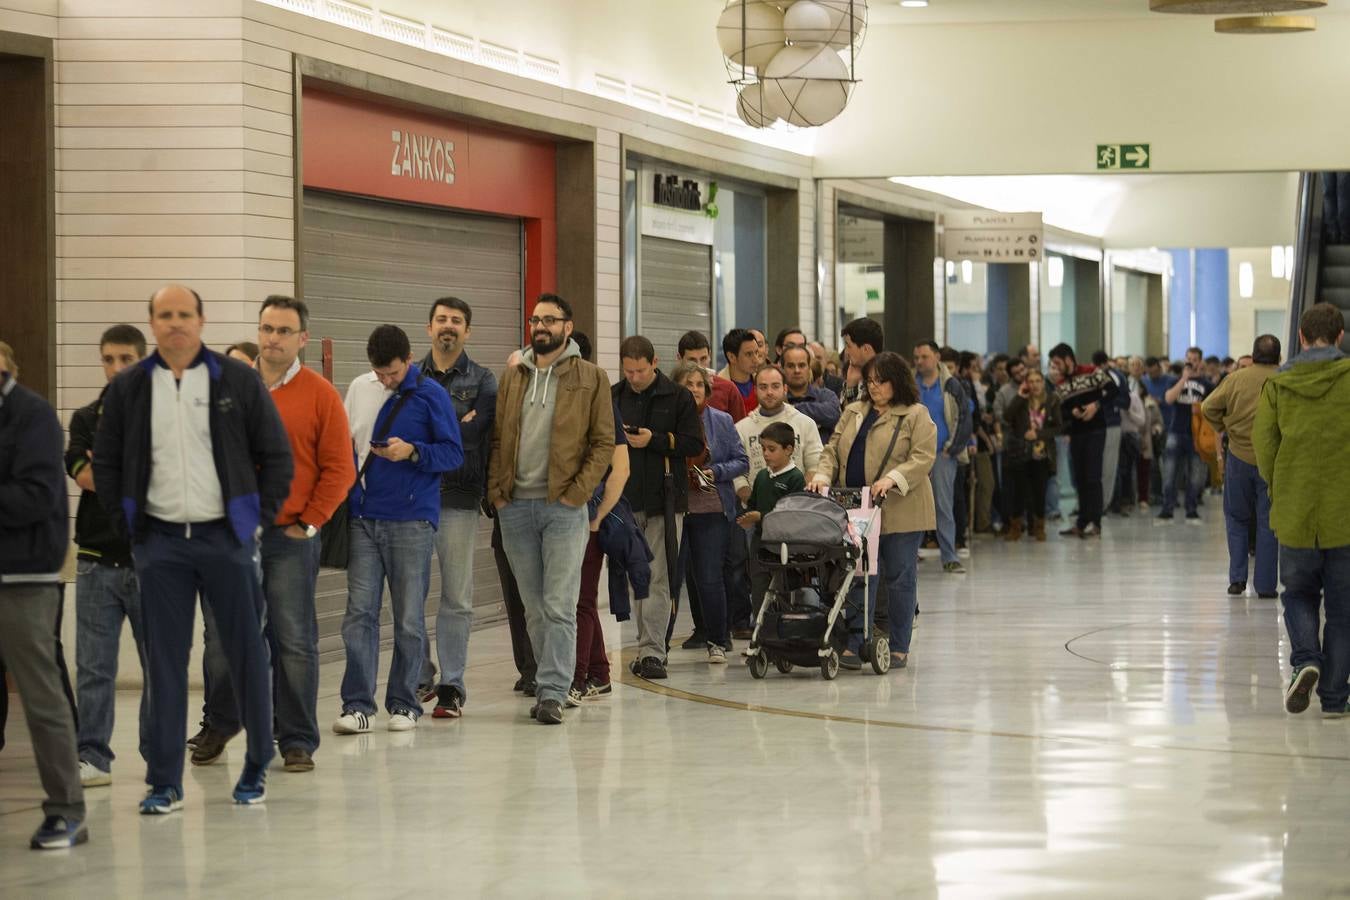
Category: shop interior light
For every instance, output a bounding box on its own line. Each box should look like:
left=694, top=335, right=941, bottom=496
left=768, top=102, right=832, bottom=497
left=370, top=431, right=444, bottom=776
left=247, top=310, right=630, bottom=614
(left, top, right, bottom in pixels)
left=899, top=1, right=929, bottom=7
left=1047, top=256, right=1064, bottom=288
left=1270, top=245, right=1285, bottom=279
left=961, top=259, right=973, bottom=284
left=1284, top=245, right=1294, bottom=280
left=945, top=259, right=955, bottom=279
left=1239, top=261, right=1255, bottom=299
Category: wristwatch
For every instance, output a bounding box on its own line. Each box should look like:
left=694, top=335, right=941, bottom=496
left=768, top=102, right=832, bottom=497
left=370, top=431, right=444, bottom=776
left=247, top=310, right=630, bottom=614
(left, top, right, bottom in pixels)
left=297, top=520, right=319, bottom=538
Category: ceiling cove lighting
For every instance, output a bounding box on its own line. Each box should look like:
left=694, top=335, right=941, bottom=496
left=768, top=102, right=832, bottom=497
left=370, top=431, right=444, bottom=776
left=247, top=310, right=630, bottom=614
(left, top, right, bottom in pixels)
left=718, top=1, right=868, bottom=129
left=1239, top=261, right=1255, bottom=299
left=899, top=1, right=929, bottom=7
left=961, top=260, right=973, bottom=284
left=1284, top=245, right=1295, bottom=279
left=1149, top=1, right=1324, bottom=12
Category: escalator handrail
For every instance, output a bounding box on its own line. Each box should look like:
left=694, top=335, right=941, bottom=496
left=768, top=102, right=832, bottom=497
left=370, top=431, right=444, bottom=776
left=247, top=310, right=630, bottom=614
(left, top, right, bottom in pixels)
left=1290, top=171, right=1325, bottom=351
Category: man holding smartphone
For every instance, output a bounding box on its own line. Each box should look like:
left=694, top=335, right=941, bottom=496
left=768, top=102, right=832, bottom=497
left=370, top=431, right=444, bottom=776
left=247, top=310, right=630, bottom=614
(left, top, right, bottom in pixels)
left=333, top=325, right=462, bottom=736
left=1160, top=346, right=1213, bottom=521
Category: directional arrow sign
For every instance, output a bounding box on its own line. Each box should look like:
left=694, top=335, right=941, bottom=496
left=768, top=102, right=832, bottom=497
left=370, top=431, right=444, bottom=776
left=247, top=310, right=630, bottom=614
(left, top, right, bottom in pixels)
left=1097, top=143, right=1151, bottom=170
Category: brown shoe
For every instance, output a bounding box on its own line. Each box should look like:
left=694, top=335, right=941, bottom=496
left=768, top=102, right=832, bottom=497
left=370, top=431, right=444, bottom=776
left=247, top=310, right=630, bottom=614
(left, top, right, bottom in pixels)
left=189, top=729, right=234, bottom=766
left=282, top=748, right=315, bottom=772
left=1031, top=517, right=1046, bottom=542
left=1003, top=518, right=1023, bottom=542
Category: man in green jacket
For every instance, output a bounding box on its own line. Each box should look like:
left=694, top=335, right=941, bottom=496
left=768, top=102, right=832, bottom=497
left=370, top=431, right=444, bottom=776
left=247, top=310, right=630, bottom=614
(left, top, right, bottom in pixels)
left=1253, top=303, right=1350, bottom=718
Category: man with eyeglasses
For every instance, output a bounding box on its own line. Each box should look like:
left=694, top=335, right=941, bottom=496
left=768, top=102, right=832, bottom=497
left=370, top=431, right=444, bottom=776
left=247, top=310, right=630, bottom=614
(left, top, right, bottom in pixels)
left=333, top=325, right=462, bottom=736
left=489, top=295, right=614, bottom=724
left=195, top=296, right=354, bottom=773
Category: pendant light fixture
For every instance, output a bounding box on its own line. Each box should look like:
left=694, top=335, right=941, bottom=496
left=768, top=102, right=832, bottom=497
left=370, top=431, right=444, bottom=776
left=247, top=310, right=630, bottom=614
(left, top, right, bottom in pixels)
left=1149, top=0, right=1324, bottom=12
left=1213, top=14, right=1317, bottom=32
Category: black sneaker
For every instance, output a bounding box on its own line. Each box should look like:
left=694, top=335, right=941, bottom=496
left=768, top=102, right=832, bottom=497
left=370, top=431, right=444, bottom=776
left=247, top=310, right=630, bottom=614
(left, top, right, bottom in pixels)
left=186, top=725, right=209, bottom=750
left=189, top=729, right=235, bottom=766
left=417, top=680, right=438, bottom=704
left=1285, top=665, right=1320, bottom=714
left=1228, top=581, right=1247, bottom=596
left=521, top=679, right=536, bottom=697
left=1258, top=592, right=1279, bottom=600
left=432, top=686, right=463, bottom=719
left=565, top=687, right=584, bottom=708
left=634, top=657, right=668, bottom=680
left=584, top=678, right=613, bottom=699
left=1157, top=511, right=1174, bottom=520
left=680, top=632, right=707, bottom=650
left=512, top=677, right=529, bottom=693
left=1185, top=511, right=1201, bottom=521
left=535, top=699, right=564, bottom=724
left=720, top=638, right=734, bottom=653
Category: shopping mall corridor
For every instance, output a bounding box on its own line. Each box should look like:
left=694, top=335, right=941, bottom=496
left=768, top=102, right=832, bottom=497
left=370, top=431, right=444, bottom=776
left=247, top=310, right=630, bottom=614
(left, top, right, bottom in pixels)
left=2, top=512, right=1345, bottom=898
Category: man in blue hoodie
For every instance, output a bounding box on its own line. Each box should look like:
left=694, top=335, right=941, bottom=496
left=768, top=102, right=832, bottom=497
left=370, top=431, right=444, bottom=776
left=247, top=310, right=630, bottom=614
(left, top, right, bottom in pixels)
left=333, top=325, right=462, bottom=737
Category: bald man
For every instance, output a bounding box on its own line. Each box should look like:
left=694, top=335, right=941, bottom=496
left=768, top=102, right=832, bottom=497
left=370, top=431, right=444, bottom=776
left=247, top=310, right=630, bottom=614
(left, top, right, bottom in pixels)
left=94, top=285, right=293, bottom=814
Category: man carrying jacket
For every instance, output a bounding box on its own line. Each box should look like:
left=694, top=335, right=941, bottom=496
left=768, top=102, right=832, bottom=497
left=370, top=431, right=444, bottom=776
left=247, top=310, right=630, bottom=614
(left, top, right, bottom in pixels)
left=1254, top=303, right=1350, bottom=718
left=66, top=324, right=149, bottom=789
left=1049, top=342, right=1119, bottom=540
left=94, top=284, right=294, bottom=814
left=0, top=351, right=88, bottom=849
left=613, top=335, right=705, bottom=680
left=914, top=340, right=974, bottom=572
left=419, top=297, right=497, bottom=720
left=490, top=295, right=614, bottom=724
left=1203, top=334, right=1281, bottom=599
left=334, top=325, right=462, bottom=736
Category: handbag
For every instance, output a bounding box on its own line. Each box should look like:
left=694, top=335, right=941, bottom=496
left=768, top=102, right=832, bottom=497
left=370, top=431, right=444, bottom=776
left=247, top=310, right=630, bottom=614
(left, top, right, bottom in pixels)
left=319, top=385, right=420, bottom=569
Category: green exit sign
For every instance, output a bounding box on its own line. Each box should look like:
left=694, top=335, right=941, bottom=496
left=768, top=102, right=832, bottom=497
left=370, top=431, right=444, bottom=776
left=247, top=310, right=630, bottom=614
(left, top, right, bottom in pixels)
left=1097, top=144, right=1151, bottom=170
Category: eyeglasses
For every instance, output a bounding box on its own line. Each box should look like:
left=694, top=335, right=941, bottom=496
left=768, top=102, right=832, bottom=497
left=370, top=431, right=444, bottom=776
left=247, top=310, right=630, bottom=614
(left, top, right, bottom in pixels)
left=259, top=325, right=300, bottom=337
left=866, top=377, right=886, bottom=386
left=528, top=315, right=569, bottom=327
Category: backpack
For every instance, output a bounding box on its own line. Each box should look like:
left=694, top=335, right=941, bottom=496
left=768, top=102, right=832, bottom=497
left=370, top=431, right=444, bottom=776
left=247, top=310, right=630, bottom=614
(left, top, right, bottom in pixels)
left=1191, top=403, right=1219, bottom=464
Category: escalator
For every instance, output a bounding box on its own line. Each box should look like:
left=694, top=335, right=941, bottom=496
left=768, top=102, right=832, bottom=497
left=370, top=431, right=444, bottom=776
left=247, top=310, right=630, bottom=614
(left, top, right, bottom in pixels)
left=1289, top=172, right=1350, bottom=350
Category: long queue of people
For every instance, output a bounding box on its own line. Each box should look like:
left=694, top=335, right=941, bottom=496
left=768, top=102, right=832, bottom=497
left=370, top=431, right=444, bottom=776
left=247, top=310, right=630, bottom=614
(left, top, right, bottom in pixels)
left=2, top=287, right=1348, bottom=853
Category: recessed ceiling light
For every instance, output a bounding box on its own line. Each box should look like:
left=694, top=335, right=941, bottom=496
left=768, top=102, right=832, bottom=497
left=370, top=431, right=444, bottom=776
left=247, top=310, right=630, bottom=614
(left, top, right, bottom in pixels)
left=900, top=1, right=930, bottom=8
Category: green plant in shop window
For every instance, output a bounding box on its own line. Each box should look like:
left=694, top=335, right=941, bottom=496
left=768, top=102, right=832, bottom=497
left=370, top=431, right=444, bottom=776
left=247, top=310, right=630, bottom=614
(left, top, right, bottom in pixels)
left=704, top=181, right=720, bottom=220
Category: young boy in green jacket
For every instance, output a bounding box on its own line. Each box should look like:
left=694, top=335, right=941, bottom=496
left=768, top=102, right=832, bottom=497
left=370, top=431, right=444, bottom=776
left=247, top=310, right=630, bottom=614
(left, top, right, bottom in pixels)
left=737, top=422, right=806, bottom=615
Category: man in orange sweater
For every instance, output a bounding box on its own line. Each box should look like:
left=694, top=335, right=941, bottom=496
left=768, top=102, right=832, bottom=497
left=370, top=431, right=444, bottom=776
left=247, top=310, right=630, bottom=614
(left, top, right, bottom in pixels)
left=195, top=296, right=354, bottom=773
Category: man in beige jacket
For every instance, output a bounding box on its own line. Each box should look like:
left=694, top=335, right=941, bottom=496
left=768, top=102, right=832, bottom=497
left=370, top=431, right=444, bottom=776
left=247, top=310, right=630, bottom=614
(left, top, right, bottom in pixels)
left=1202, top=334, right=1281, bottom=598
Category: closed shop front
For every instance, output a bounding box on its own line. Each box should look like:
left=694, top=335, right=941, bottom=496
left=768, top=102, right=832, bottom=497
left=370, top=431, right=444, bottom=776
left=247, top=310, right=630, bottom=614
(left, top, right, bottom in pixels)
left=299, top=85, right=557, bottom=657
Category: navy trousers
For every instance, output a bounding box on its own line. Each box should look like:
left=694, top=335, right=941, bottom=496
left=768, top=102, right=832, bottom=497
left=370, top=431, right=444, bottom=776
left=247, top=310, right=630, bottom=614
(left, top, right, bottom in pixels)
left=135, top=519, right=273, bottom=791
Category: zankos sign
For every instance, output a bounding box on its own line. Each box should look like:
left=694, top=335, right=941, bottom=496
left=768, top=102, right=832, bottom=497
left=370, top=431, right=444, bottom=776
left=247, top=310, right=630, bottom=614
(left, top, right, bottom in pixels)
left=390, top=128, right=456, bottom=185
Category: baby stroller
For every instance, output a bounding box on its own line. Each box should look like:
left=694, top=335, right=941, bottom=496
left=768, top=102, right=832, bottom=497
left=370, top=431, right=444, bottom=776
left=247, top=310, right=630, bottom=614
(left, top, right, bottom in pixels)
left=746, top=490, right=890, bottom=680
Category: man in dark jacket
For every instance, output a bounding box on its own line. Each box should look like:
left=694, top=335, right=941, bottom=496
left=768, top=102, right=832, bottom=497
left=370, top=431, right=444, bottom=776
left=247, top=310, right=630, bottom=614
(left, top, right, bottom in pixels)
left=65, top=324, right=150, bottom=789
left=613, top=335, right=704, bottom=679
left=0, top=355, right=88, bottom=849
left=418, top=297, right=496, bottom=720
left=94, top=284, right=294, bottom=814
left=1049, top=343, right=1119, bottom=538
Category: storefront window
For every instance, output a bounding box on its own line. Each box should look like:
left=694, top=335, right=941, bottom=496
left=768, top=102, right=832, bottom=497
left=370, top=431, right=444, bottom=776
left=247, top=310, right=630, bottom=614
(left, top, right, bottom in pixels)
left=713, top=188, right=767, bottom=340
left=946, top=259, right=989, bottom=354
left=835, top=213, right=884, bottom=331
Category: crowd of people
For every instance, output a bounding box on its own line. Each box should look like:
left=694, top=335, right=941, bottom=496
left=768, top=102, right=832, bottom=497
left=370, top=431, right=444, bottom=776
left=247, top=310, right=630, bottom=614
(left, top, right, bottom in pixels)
left=1, top=284, right=1347, bottom=853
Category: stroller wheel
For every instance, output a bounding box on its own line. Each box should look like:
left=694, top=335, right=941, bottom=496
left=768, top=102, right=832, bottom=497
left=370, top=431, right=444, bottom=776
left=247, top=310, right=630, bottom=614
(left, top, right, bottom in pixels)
left=868, top=637, right=891, bottom=675
left=747, top=651, right=769, bottom=679
left=820, top=650, right=840, bottom=681
left=775, top=658, right=794, bottom=674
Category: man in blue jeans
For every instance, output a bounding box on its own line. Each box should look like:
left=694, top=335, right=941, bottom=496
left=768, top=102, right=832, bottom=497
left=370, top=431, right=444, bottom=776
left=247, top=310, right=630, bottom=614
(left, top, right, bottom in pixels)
left=1255, top=303, right=1350, bottom=718
left=489, top=295, right=615, bottom=725
left=1203, top=334, right=1281, bottom=599
left=913, top=340, right=972, bottom=574
left=1160, top=347, right=1212, bottom=520
left=418, top=297, right=497, bottom=720
left=334, top=325, right=462, bottom=736
left=65, top=324, right=150, bottom=788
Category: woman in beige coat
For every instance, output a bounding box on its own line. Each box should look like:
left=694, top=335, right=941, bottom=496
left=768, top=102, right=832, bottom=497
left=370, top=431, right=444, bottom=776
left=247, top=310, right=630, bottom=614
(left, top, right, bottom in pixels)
left=810, top=352, right=938, bottom=669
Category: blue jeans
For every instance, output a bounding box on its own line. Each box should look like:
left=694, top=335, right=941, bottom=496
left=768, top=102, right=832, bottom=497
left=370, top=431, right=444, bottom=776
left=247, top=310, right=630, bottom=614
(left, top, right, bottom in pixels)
left=1280, top=544, right=1350, bottom=712
left=496, top=499, right=590, bottom=705
left=929, top=454, right=959, bottom=564
left=681, top=512, right=730, bottom=646
left=847, top=531, right=923, bottom=654
left=1162, top=432, right=1207, bottom=516
left=432, top=506, right=481, bottom=701
left=1224, top=452, right=1277, bottom=594
left=260, top=526, right=322, bottom=754
left=340, top=518, right=434, bottom=718
left=74, top=560, right=148, bottom=773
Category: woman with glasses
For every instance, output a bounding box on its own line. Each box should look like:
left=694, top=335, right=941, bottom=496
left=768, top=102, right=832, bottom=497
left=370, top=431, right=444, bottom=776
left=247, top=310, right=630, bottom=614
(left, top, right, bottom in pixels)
left=671, top=362, right=748, bottom=664
left=809, top=352, right=937, bottom=670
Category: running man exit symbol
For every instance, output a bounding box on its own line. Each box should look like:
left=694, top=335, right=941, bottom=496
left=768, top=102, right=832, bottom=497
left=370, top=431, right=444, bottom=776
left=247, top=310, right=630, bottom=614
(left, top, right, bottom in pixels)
left=1097, top=144, right=1150, bottom=170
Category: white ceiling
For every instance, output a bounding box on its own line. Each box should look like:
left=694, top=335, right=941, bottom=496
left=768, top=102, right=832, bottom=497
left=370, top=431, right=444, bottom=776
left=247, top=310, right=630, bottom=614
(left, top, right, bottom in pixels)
left=866, top=0, right=1347, bottom=26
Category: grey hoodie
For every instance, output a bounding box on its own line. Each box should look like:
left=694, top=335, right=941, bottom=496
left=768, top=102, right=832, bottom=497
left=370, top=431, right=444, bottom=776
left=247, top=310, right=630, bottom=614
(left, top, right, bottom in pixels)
left=512, top=338, right=581, bottom=499
left=1278, top=344, right=1345, bottom=372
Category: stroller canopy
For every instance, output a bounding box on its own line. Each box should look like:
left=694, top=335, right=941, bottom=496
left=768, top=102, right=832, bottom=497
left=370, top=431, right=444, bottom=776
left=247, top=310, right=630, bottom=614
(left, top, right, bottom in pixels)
left=760, top=491, right=850, bottom=550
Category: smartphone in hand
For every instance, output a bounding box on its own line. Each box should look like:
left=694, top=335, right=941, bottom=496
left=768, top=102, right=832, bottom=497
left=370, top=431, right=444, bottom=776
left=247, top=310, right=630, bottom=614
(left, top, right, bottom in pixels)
left=369, top=439, right=390, bottom=448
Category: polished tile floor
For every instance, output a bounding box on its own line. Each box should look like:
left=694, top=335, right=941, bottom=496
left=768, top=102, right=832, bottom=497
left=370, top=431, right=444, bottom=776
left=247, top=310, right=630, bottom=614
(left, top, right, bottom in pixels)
left=4, top=509, right=1350, bottom=898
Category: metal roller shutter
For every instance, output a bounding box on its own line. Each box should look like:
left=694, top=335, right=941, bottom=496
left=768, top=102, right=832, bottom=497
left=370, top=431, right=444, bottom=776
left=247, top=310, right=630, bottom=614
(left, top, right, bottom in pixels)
left=640, top=235, right=712, bottom=364
left=301, top=189, right=523, bottom=662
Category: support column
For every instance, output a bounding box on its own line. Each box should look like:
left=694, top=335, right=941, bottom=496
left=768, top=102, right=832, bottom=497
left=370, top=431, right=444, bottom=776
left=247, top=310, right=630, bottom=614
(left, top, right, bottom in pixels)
left=1194, top=248, right=1230, bottom=359
left=986, top=263, right=1030, bottom=356
left=1167, top=249, right=1194, bottom=359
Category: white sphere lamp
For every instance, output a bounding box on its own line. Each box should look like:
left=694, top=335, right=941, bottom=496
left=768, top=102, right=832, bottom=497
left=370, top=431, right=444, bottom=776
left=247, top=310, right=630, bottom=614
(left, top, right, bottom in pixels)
left=761, top=44, right=850, bottom=126
left=783, top=1, right=834, bottom=46
left=717, top=0, right=787, bottom=70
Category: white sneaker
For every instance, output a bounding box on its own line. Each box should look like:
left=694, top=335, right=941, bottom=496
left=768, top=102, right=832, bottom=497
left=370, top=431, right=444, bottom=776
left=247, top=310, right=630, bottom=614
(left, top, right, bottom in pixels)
left=707, top=643, right=727, bottom=664
left=332, top=711, right=372, bottom=735
left=387, top=712, right=418, bottom=732
left=79, top=761, right=111, bottom=787
left=957, top=547, right=971, bottom=559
